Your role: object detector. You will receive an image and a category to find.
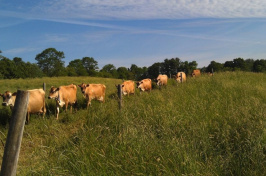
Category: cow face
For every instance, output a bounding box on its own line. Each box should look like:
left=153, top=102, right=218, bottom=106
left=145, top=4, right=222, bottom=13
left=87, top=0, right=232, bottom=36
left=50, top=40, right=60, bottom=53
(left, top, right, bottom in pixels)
left=2, top=91, right=16, bottom=107
left=137, top=81, right=145, bottom=91
left=156, top=78, right=161, bottom=86
left=48, top=86, right=59, bottom=100
left=121, top=84, right=128, bottom=95
left=78, top=83, right=89, bottom=94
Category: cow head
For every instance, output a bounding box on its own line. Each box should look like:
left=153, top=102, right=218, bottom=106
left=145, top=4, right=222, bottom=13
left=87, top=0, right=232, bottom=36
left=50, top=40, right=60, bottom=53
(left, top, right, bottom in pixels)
left=137, top=81, right=145, bottom=91
left=176, top=73, right=182, bottom=83
left=78, top=83, right=89, bottom=94
left=156, top=77, right=161, bottom=86
left=121, top=84, right=128, bottom=95
left=48, top=86, right=59, bottom=100
left=2, top=91, right=17, bottom=107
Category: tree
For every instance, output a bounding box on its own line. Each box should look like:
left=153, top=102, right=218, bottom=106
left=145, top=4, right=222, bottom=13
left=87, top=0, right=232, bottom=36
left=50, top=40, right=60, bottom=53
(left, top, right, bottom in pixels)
left=0, top=57, right=17, bottom=79
left=253, top=59, right=266, bottom=72
left=148, top=62, right=163, bottom=79
left=35, top=48, right=66, bottom=77
left=129, top=64, right=147, bottom=80
left=180, top=61, right=198, bottom=75
left=206, top=61, right=223, bottom=73
left=67, top=59, right=87, bottom=76
left=163, top=58, right=182, bottom=77
left=245, top=59, right=255, bottom=72
left=100, top=64, right=117, bottom=78
left=82, top=57, right=98, bottom=76
left=233, top=58, right=247, bottom=71
left=117, top=67, right=130, bottom=79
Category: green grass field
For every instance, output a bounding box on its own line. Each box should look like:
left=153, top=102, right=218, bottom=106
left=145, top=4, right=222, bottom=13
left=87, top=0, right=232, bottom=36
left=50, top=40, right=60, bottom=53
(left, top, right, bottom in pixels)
left=0, top=72, right=265, bottom=175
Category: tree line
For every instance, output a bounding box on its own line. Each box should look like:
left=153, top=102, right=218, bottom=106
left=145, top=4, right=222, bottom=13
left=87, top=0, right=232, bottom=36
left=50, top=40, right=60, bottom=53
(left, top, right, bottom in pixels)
left=0, top=48, right=265, bottom=80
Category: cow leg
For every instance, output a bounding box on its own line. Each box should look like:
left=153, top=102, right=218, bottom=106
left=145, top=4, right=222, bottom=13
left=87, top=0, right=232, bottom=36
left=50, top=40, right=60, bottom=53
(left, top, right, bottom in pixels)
left=87, top=100, right=91, bottom=109
left=26, top=112, right=30, bottom=124
left=42, top=105, right=46, bottom=119
left=56, top=105, right=60, bottom=120
left=65, top=102, right=68, bottom=112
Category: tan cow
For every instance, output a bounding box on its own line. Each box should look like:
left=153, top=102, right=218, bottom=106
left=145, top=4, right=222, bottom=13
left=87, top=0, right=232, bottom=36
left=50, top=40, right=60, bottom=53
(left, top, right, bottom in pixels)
left=137, top=79, right=152, bottom=92
left=176, top=72, right=186, bottom=83
left=192, top=69, right=201, bottom=77
left=156, top=74, right=168, bottom=87
left=48, top=84, right=77, bottom=120
left=78, top=83, right=106, bottom=109
left=1, top=89, right=46, bottom=123
left=121, top=80, right=135, bottom=96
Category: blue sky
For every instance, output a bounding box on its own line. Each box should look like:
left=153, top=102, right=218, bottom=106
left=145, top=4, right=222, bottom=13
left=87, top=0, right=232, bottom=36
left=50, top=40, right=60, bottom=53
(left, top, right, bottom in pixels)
left=1, top=0, right=266, bottom=69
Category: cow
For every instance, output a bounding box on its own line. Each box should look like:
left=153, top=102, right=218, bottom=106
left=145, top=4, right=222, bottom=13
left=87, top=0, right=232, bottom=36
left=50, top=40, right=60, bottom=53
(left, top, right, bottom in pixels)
left=176, top=72, right=186, bottom=83
left=48, top=84, right=77, bottom=120
left=1, top=89, right=46, bottom=123
left=192, top=69, right=201, bottom=77
left=156, top=74, right=168, bottom=87
left=137, top=79, right=152, bottom=92
left=78, top=83, right=106, bottom=109
left=121, top=80, right=135, bottom=96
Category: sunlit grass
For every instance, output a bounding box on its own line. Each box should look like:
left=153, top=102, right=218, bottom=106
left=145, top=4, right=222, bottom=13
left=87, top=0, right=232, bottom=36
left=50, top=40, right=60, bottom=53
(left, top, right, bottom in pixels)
left=0, top=72, right=265, bottom=175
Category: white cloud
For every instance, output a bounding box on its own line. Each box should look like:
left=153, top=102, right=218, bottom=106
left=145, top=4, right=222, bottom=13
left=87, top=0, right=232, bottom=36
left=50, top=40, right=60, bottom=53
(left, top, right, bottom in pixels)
left=3, top=0, right=266, bottom=20
left=4, top=47, right=38, bottom=55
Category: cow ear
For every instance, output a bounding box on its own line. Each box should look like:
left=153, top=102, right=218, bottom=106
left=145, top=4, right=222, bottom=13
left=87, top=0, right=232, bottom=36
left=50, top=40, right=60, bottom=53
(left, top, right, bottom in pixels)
left=78, top=84, right=81, bottom=87
left=56, top=88, right=60, bottom=91
left=86, top=84, right=90, bottom=87
left=12, top=92, right=17, bottom=96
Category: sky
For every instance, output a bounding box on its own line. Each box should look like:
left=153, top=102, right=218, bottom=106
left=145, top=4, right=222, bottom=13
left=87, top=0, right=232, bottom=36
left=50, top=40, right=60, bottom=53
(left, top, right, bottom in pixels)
left=1, top=0, right=266, bottom=69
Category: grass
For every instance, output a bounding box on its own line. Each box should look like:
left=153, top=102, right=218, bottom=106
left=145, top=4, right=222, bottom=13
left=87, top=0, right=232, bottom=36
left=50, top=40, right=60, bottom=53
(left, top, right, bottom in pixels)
left=0, top=72, right=265, bottom=175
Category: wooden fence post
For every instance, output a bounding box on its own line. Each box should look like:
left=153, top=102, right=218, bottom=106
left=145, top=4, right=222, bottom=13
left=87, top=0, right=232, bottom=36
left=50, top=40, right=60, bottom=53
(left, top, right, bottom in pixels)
left=0, top=90, right=29, bottom=176
left=43, top=82, right=46, bottom=91
left=117, top=84, right=122, bottom=110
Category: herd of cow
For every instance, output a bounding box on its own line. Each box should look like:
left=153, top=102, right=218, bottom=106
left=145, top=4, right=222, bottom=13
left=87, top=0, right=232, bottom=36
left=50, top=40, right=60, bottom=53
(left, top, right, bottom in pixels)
left=0, top=70, right=203, bottom=124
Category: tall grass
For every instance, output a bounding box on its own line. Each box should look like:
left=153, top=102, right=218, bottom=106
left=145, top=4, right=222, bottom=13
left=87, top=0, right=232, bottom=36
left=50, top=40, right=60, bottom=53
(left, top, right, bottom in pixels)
left=0, top=72, right=265, bottom=175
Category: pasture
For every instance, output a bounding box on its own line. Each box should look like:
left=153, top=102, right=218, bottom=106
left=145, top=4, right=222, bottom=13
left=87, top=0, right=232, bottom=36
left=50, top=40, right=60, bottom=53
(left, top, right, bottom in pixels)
left=0, top=72, right=265, bottom=175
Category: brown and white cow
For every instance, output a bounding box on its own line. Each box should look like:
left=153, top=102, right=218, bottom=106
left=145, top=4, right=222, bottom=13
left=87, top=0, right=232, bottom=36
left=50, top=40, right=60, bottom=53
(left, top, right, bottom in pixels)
left=192, top=69, right=201, bottom=77
left=121, top=80, right=135, bottom=96
left=48, top=84, right=77, bottom=120
left=137, top=79, right=152, bottom=92
left=78, top=83, right=106, bottom=109
left=1, top=89, right=46, bottom=123
left=156, top=74, right=168, bottom=87
left=176, top=72, right=186, bottom=83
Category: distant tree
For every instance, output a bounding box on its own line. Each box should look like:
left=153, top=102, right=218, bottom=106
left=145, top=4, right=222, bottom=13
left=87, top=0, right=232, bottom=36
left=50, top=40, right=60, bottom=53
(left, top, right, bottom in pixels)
left=129, top=64, right=147, bottom=80
left=100, top=64, right=117, bottom=78
left=35, top=48, right=66, bottom=77
left=148, top=62, right=163, bottom=79
left=253, top=59, right=266, bottom=72
left=245, top=59, right=255, bottom=72
left=24, top=62, right=44, bottom=78
left=180, top=61, right=198, bottom=75
left=233, top=58, right=247, bottom=71
left=0, top=57, right=17, bottom=79
left=67, top=59, right=87, bottom=76
left=82, top=57, right=98, bottom=76
left=162, top=58, right=182, bottom=77
left=117, top=67, right=131, bottom=80
left=206, top=61, right=223, bottom=73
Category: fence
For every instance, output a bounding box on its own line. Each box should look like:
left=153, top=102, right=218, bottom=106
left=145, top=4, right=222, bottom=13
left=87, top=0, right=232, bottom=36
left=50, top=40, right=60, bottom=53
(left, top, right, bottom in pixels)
left=0, top=90, right=29, bottom=176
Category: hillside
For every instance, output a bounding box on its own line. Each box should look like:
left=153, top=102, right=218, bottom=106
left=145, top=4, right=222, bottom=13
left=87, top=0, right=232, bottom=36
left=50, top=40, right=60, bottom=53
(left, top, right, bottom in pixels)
left=0, top=72, right=265, bottom=175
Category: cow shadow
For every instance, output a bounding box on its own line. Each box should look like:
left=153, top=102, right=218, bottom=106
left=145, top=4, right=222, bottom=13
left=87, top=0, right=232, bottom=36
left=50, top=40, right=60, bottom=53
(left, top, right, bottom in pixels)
left=0, top=107, right=12, bottom=127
